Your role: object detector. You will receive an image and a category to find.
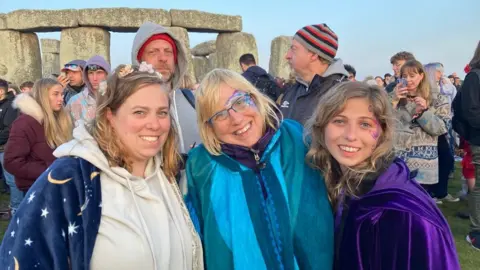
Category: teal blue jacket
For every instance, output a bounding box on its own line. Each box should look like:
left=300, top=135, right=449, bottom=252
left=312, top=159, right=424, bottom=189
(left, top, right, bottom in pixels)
left=185, top=119, right=333, bottom=270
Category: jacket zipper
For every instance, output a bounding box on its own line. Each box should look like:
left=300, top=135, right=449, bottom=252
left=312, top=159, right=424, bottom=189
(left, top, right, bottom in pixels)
left=252, top=150, right=283, bottom=269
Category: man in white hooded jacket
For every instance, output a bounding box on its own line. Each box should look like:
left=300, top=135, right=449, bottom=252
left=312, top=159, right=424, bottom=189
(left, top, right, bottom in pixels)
left=132, top=22, right=200, bottom=155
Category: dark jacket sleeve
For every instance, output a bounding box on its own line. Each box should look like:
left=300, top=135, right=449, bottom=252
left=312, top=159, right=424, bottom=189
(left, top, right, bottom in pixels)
left=0, top=105, right=18, bottom=145
left=339, top=209, right=460, bottom=270
left=461, top=71, right=480, bottom=129
left=4, top=119, right=49, bottom=183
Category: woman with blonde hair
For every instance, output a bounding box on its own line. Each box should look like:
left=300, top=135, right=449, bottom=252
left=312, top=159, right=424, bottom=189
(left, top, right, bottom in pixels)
left=0, top=63, right=203, bottom=270
left=185, top=68, right=333, bottom=269
left=4, top=78, right=72, bottom=194
left=392, top=60, right=450, bottom=199
left=306, top=81, right=459, bottom=269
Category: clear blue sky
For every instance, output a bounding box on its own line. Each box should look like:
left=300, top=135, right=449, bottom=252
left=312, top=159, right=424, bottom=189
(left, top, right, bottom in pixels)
left=1, top=0, right=478, bottom=79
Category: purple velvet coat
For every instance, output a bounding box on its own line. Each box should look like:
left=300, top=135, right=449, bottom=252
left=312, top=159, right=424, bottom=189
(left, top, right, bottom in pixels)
left=335, top=158, right=460, bottom=270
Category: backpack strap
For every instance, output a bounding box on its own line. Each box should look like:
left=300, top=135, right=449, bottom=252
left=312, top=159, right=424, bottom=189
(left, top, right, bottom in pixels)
left=180, top=89, right=196, bottom=109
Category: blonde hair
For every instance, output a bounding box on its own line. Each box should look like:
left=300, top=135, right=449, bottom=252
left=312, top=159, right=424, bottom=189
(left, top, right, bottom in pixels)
left=305, top=81, right=395, bottom=207
left=196, top=68, right=281, bottom=155
left=400, top=60, right=432, bottom=106
left=90, top=64, right=181, bottom=179
left=31, top=78, right=73, bottom=148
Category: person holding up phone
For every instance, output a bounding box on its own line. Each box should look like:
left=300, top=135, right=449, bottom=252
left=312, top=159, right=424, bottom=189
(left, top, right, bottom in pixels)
left=58, top=60, right=86, bottom=105
left=391, top=60, right=451, bottom=201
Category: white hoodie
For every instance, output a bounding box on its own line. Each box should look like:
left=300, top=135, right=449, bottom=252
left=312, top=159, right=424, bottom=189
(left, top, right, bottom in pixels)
left=53, top=123, right=203, bottom=270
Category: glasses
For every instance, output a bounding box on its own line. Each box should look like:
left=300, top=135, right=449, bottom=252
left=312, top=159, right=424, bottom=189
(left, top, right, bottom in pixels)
left=207, top=93, right=254, bottom=124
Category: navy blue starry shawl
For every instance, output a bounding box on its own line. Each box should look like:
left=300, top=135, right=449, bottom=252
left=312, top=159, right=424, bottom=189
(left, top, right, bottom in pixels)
left=0, top=156, right=102, bottom=270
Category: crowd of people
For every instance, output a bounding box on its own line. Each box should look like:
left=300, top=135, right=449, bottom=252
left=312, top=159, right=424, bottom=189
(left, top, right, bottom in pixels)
left=0, top=20, right=478, bottom=269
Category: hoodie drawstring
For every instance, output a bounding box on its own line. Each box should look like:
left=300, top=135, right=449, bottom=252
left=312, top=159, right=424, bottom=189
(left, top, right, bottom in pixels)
left=125, top=176, right=158, bottom=270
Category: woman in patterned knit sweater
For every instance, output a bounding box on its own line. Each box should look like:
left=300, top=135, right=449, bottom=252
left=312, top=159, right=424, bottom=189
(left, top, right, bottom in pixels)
left=391, top=60, right=450, bottom=193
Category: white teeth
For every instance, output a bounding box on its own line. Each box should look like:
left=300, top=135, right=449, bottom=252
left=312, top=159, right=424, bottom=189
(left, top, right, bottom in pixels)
left=235, top=123, right=251, bottom=135
left=140, top=136, right=159, bottom=142
left=340, top=145, right=360, bottom=152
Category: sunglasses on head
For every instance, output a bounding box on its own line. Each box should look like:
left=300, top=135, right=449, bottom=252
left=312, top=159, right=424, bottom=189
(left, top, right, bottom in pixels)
left=87, top=65, right=103, bottom=72
left=64, top=64, right=79, bottom=70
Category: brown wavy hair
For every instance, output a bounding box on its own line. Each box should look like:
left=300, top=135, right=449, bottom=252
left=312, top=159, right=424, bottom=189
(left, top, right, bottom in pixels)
left=90, top=64, right=181, bottom=179
left=400, top=60, right=432, bottom=106
left=305, top=81, right=395, bottom=207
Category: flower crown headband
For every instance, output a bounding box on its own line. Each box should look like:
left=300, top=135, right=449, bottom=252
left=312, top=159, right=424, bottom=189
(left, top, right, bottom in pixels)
left=98, top=62, right=163, bottom=96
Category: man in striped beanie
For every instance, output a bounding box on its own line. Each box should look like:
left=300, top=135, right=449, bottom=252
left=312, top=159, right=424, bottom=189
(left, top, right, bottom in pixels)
left=278, top=23, right=349, bottom=125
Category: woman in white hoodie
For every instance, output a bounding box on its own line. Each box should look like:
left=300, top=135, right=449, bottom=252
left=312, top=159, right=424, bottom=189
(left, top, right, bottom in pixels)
left=0, top=63, right=203, bottom=270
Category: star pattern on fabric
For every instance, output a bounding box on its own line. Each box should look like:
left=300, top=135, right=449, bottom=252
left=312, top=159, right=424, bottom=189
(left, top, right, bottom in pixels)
left=10, top=230, right=15, bottom=237
left=68, top=222, right=79, bottom=236
left=41, top=207, right=49, bottom=218
left=24, top=238, right=33, bottom=246
left=27, top=191, right=36, bottom=204
left=16, top=218, right=19, bottom=225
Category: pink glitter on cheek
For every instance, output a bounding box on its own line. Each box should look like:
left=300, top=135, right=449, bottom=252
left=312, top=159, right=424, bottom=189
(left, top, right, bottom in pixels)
left=370, top=119, right=380, bottom=140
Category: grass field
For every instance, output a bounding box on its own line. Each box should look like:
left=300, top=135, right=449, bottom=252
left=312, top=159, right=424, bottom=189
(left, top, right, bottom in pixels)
left=0, top=164, right=478, bottom=268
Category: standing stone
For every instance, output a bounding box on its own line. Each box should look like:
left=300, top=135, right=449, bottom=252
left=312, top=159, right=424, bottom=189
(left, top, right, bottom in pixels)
left=216, top=32, right=258, bottom=73
left=41, top=39, right=60, bottom=77
left=60, top=27, right=110, bottom=67
left=167, top=27, right=195, bottom=83
left=208, top=52, right=218, bottom=71
left=192, top=40, right=216, bottom=57
left=0, top=14, right=6, bottom=29
left=193, top=56, right=209, bottom=82
left=0, top=30, right=41, bottom=85
left=269, top=36, right=292, bottom=79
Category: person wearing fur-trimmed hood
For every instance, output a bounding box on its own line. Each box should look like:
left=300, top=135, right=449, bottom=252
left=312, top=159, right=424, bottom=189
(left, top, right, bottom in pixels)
left=4, top=78, right=72, bottom=193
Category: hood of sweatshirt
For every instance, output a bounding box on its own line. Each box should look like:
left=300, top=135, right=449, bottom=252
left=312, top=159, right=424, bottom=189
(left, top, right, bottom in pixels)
left=131, top=22, right=188, bottom=91
left=83, top=55, right=111, bottom=95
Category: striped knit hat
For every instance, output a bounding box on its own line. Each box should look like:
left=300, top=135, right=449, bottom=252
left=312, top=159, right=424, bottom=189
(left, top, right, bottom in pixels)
left=293, top=24, right=338, bottom=63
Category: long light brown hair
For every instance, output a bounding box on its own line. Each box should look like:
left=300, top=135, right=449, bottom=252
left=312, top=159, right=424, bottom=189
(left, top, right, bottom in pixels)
left=90, top=65, right=181, bottom=179
left=305, top=81, right=395, bottom=207
left=31, top=78, right=73, bottom=148
left=400, top=60, right=432, bottom=106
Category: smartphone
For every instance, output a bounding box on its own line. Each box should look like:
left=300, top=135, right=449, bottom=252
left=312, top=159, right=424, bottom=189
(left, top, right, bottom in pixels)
left=398, top=78, right=408, bottom=88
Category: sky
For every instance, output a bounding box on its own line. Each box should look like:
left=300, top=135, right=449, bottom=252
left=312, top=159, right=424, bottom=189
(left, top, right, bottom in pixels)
left=1, top=0, right=478, bottom=80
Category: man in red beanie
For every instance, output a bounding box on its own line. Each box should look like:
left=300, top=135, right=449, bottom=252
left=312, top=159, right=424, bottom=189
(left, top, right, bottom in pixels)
left=131, top=22, right=200, bottom=174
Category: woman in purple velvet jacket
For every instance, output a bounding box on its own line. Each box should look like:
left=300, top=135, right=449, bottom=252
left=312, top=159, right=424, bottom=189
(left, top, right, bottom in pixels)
left=306, top=81, right=460, bottom=270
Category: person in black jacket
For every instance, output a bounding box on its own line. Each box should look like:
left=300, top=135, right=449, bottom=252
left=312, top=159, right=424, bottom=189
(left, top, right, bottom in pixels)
left=279, top=23, right=349, bottom=126
left=0, top=79, right=21, bottom=217
left=460, top=41, right=480, bottom=250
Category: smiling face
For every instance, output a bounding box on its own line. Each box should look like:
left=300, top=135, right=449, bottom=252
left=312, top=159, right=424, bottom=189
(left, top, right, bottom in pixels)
left=48, top=84, right=64, bottom=112
left=107, top=84, right=171, bottom=164
left=209, top=84, right=264, bottom=148
left=324, top=98, right=380, bottom=168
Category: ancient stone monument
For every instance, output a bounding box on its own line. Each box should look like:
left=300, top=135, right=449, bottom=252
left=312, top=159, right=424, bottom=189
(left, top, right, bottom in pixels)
left=269, top=36, right=292, bottom=80
left=0, top=8, right=291, bottom=86
left=41, top=39, right=60, bottom=77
